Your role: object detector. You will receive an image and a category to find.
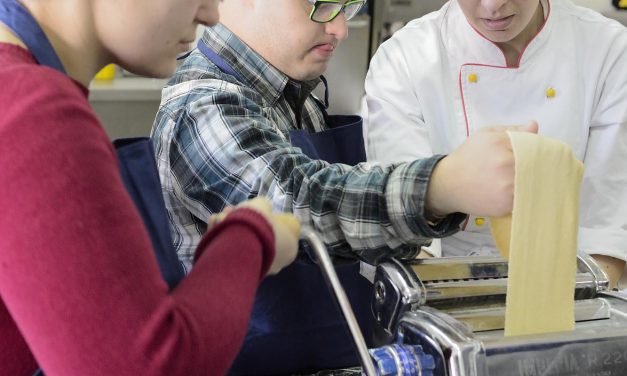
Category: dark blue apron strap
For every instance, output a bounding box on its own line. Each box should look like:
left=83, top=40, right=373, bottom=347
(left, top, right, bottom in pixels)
left=177, top=49, right=193, bottom=61
left=197, top=39, right=244, bottom=82
left=113, top=138, right=185, bottom=290
left=319, top=75, right=330, bottom=110
left=198, top=38, right=333, bottom=121
left=0, top=0, right=65, bottom=73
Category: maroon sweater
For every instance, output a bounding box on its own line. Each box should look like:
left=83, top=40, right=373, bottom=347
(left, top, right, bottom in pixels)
left=0, top=44, right=275, bottom=376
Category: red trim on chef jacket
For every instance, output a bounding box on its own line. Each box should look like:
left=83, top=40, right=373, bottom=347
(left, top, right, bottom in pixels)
left=459, top=0, right=552, bottom=137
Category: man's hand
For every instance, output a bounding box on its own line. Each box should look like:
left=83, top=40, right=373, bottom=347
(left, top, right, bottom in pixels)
left=591, top=254, right=626, bottom=289
left=208, top=197, right=300, bottom=276
left=425, top=121, right=538, bottom=218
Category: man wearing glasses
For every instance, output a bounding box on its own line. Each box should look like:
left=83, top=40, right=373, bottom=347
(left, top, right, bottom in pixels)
left=152, top=0, right=535, bottom=373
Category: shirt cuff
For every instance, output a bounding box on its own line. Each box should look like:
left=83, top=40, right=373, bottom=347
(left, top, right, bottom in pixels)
left=385, top=155, right=466, bottom=245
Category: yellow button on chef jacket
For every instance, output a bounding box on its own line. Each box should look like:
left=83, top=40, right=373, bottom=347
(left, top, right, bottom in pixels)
left=365, top=0, right=627, bottom=260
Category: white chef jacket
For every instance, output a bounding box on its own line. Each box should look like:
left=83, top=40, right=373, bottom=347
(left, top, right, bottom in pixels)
left=365, top=0, right=627, bottom=261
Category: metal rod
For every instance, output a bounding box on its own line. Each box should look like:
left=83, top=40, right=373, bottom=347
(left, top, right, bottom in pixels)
left=300, top=228, right=378, bottom=376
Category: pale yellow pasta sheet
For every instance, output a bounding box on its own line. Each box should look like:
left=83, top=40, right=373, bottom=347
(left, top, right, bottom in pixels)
left=490, top=132, right=584, bottom=337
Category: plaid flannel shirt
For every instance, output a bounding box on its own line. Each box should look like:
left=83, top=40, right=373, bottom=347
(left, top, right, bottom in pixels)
left=151, top=24, right=464, bottom=272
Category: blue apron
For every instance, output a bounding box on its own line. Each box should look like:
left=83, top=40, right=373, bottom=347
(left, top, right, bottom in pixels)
left=113, top=138, right=185, bottom=289
left=0, top=3, right=183, bottom=374
left=198, top=40, right=374, bottom=374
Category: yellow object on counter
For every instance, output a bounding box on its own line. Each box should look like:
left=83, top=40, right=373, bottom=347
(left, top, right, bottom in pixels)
left=490, top=132, right=584, bottom=337
left=94, top=64, right=116, bottom=81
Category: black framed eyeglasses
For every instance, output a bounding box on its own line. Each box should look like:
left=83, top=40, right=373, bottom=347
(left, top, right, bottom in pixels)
left=307, top=0, right=367, bottom=23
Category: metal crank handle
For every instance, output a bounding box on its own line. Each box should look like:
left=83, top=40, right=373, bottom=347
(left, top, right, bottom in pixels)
left=300, top=228, right=378, bottom=376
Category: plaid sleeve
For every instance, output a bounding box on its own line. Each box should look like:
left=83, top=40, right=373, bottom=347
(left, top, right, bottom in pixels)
left=157, top=83, right=463, bottom=264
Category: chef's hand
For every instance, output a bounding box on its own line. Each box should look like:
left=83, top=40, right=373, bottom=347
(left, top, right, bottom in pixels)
left=207, top=197, right=299, bottom=276
left=425, top=121, right=538, bottom=218
left=591, top=254, right=625, bottom=290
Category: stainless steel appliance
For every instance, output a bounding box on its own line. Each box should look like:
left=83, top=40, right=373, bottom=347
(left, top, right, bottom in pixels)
left=368, top=253, right=627, bottom=375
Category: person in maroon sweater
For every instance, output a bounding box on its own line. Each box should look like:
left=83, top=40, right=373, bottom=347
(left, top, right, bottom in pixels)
left=0, top=0, right=300, bottom=375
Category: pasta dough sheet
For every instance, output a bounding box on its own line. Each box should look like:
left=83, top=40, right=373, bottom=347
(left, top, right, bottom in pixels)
left=490, top=132, right=584, bottom=337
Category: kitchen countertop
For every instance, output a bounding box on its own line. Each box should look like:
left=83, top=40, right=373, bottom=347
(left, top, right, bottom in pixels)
left=89, top=76, right=167, bottom=102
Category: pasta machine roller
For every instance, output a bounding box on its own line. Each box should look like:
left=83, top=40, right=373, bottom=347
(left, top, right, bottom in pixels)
left=371, top=252, right=627, bottom=375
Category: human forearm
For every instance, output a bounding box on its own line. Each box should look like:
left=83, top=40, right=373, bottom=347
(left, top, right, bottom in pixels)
left=283, top=154, right=466, bottom=263
left=171, top=96, right=459, bottom=261
left=384, top=156, right=465, bottom=245
left=590, top=254, right=626, bottom=289
left=187, top=133, right=444, bottom=262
